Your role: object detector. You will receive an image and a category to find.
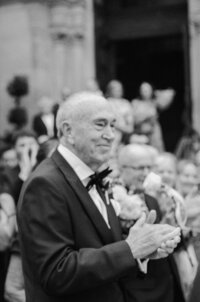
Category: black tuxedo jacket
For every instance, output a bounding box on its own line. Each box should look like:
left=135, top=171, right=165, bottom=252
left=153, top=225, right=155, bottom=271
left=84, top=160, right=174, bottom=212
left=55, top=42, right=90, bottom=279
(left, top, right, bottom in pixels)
left=17, top=150, right=137, bottom=302
left=122, top=194, right=185, bottom=302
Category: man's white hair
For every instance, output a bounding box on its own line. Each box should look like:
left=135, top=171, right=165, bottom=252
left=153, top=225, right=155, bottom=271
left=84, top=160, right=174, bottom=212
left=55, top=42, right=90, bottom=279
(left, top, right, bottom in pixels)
left=118, top=144, right=151, bottom=164
left=56, top=91, right=107, bottom=138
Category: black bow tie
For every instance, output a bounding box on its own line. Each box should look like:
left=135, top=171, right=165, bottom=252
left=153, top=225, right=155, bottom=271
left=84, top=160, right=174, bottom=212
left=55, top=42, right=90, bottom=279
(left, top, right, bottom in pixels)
left=86, top=167, right=112, bottom=191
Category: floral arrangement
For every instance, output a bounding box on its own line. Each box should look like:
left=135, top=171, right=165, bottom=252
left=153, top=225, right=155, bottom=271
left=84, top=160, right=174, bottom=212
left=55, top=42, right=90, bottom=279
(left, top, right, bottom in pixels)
left=143, top=172, right=187, bottom=227
left=112, top=184, right=146, bottom=220
left=111, top=183, right=147, bottom=235
left=185, top=186, right=200, bottom=236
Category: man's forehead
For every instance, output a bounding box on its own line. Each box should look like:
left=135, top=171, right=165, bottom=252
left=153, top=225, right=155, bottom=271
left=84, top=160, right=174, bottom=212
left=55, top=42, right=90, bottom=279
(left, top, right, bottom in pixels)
left=92, top=110, right=116, bottom=120
left=124, top=151, right=151, bottom=164
left=84, top=102, right=116, bottom=120
left=136, top=155, right=152, bottom=164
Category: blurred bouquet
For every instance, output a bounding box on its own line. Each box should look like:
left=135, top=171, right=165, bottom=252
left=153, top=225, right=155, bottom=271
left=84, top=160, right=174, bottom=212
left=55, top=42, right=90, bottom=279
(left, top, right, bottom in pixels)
left=143, top=172, right=187, bottom=227
left=185, top=185, right=200, bottom=236
left=112, top=184, right=147, bottom=235
left=143, top=172, right=198, bottom=299
left=0, top=193, right=14, bottom=225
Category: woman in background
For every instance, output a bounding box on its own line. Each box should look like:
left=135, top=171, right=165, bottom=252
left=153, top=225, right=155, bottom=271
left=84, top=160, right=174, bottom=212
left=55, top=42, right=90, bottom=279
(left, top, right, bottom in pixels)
left=0, top=171, right=16, bottom=301
left=131, top=82, right=175, bottom=152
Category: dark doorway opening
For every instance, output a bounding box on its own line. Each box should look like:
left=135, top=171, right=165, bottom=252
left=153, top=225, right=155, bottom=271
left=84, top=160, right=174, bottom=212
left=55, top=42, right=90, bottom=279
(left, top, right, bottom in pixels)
left=115, top=35, right=188, bottom=152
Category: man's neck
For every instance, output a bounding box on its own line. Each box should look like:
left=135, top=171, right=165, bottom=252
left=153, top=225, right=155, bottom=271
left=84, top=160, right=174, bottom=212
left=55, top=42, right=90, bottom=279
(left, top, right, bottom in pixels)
left=59, top=141, right=102, bottom=172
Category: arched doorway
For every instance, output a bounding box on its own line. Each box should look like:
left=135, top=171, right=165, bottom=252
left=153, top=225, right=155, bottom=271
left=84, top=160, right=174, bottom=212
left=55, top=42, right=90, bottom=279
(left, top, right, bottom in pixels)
left=115, top=34, right=187, bottom=151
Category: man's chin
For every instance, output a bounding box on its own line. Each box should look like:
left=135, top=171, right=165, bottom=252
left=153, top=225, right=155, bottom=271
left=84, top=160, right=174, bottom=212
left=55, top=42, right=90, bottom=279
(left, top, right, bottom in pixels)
left=95, top=153, right=111, bottom=165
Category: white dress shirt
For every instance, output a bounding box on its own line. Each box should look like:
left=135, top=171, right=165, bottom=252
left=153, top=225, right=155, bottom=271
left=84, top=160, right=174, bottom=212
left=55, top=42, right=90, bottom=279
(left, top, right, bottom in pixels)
left=57, top=144, right=111, bottom=227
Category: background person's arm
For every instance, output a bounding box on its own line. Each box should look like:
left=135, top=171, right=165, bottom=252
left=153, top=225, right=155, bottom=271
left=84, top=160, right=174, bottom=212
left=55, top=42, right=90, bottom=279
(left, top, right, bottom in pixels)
left=4, top=253, right=25, bottom=302
left=0, top=193, right=16, bottom=251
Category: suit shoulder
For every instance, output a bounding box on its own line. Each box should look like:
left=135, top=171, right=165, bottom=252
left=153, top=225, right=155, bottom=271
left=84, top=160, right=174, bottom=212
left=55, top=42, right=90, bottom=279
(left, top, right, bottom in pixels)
left=33, top=157, right=58, bottom=178
left=20, top=158, right=61, bottom=195
left=17, top=158, right=66, bottom=211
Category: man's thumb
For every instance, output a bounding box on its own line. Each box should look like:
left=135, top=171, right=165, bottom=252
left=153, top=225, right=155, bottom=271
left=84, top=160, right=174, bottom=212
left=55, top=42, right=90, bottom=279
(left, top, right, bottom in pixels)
left=134, top=212, right=146, bottom=227
left=146, top=210, right=157, bottom=224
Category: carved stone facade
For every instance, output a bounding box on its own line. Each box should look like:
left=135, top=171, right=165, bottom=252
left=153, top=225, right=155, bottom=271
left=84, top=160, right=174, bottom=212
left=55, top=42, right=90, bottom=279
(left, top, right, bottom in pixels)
left=1, top=0, right=200, bottom=136
left=50, top=0, right=86, bottom=38
left=0, top=0, right=95, bottom=134
left=188, top=0, right=200, bottom=132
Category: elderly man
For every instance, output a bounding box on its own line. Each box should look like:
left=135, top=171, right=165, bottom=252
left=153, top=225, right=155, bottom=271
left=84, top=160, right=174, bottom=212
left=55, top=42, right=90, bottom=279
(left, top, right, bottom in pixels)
left=17, top=93, right=180, bottom=302
left=117, top=144, right=185, bottom=302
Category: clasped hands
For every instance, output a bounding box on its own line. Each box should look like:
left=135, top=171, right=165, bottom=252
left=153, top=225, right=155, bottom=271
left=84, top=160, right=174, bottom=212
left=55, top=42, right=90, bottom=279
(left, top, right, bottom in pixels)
left=126, top=210, right=181, bottom=260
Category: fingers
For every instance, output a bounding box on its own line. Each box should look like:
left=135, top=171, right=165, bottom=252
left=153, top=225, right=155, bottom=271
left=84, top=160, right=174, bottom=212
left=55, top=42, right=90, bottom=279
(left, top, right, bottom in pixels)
left=158, top=245, right=174, bottom=256
left=154, top=226, right=180, bottom=251
left=30, top=145, right=39, bottom=166
left=19, top=146, right=29, bottom=163
left=161, top=227, right=181, bottom=242
left=19, top=145, right=38, bottom=168
left=161, top=234, right=181, bottom=249
left=146, top=210, right=157, bottom=224
left=156, top=248, right=169, bottom=258
left=158, top=223, right=179, bottom=234
left=158, top=233, right=181, bottom=257
left=133, top=212, right=146, bottom=228
left=151, top=236, right=180, bottom=260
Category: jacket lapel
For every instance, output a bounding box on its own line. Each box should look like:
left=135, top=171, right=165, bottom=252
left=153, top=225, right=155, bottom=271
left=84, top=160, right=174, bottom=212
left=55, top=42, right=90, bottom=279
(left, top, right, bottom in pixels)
left=106, top=202, right=122, bottom=241
left=51, top=150, right=121, bottom=244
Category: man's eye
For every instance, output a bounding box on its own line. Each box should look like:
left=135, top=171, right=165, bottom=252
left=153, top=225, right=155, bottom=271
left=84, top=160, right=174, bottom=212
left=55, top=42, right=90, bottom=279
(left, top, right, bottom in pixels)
left=95, top=122, right=105, bottom=128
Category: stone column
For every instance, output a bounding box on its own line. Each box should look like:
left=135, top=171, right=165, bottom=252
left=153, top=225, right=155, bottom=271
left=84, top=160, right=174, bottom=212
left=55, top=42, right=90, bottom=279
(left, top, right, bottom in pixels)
left=83, top=0, right=96, bottom=88
left=70, top=2, right=86, bottom=91
left=188, top=0, right=200, bottom=132
left=50, top=3, right=70, bottom=99
left=50, top=0, right=95, bottom=97
left=27, top=2, right=53, bottom=101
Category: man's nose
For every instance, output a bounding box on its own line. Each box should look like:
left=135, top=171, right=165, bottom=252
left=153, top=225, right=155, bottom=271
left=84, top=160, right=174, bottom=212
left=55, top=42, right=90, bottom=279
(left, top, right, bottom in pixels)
left=102, top=125, right=115, bottom=141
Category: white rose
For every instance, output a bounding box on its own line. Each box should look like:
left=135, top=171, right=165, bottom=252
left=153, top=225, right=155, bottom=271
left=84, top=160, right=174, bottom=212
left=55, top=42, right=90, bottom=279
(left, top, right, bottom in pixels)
left=143, top=172, right=162, bottom=198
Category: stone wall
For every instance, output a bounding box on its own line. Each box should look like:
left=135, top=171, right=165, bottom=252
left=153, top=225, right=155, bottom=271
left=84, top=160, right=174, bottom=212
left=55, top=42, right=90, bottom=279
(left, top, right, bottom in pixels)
left=0, top=0, right=95, bottom=135
left=188, top=0, right=200, bottom=132
left=0, top=2, right=32, bottom=134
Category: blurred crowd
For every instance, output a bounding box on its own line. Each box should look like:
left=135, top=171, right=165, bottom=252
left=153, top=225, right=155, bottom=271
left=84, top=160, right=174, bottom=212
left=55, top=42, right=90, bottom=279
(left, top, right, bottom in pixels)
left=0, top=78, right=200, bottom=302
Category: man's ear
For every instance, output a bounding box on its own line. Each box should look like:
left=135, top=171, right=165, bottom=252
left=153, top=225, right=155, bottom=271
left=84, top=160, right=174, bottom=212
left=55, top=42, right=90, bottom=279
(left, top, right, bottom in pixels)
left=61, top=121, right=74, bottom=145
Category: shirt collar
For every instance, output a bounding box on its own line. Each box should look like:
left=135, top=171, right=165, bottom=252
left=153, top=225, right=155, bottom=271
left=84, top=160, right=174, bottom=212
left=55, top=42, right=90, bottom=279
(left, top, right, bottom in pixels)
left=57, top=144, right=94, bottom=184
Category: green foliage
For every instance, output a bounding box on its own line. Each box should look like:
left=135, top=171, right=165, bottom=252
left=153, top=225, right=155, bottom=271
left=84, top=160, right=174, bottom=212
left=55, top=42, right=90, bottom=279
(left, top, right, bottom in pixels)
left=6, top=75, right=29, bottom=98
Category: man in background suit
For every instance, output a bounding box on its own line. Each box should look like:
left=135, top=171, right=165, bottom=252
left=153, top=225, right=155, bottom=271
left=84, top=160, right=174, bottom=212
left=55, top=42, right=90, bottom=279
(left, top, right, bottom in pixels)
left=32, top=96, right=56, bottom=142
left=17, top=92, right=181, bottom=302
left=117, top=144, right=185, bottom=302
